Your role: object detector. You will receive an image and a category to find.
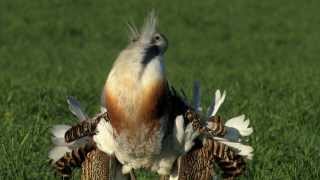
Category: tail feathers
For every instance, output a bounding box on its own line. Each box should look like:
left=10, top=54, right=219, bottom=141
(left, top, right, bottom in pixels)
left=49, top=124, right=89, bottom=163
left=224, top=115, right=253, bottom=140
left=213, top=137, right=253, bottom=160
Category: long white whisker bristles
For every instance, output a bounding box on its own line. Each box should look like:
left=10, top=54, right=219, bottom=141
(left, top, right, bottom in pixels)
left=126, top=21, right=139, bottom=41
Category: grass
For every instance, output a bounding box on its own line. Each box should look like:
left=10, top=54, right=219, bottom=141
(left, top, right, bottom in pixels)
left=0, top=0, right=320, bottom=179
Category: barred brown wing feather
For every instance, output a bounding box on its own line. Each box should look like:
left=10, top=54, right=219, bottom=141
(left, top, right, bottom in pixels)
left=207, top=115, right=226, bottom=137
left=52, top=143, right=95, bottom=178
left=177, top=139, right=215, bottom=180
left=208, top=140, right=245, bottom=178
left=184, top=109, right=227, bottom=137
left=64, top=113, right=108, bottom=143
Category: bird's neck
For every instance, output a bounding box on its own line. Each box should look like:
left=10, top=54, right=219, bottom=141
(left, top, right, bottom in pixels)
left=103, top=54, right=168, bottom=135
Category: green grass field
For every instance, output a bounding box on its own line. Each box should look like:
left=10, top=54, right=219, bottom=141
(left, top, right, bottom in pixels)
left=1, top=0, right=320, bottom=179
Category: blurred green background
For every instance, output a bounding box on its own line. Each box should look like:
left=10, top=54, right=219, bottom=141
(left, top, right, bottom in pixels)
left=0, top=0, right=320, bottom=179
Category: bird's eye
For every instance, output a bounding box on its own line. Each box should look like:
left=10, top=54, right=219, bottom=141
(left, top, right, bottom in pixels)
left=154, top=35, right=161, bottom=41
left=131, top=37, right=138, bottom=42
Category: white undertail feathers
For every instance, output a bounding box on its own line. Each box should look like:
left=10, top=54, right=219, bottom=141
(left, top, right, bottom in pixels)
left=174, top=115, right=200, bottom=153
left=93, top=118, right=116, bottom=155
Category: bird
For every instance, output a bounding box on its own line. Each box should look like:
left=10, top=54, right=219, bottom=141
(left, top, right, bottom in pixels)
left=48, top=11, right=253, bottom=179
left=94, top=11, right=199, bottom=176
left=49, top=11, right=198, bottom=177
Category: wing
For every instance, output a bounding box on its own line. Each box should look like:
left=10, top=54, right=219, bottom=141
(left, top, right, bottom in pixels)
left=166, top=138, right=245, bottom=180
left=64, top=111, right=109, bottom=143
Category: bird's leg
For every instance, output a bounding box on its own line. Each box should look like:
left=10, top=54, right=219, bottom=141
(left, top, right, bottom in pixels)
left=129, top=170, right=137, bottom=180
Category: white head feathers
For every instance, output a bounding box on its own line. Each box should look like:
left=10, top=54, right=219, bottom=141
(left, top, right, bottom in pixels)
left=140, top=11, right=157, bottom=44
left=127, top=11, right=158, bottom=44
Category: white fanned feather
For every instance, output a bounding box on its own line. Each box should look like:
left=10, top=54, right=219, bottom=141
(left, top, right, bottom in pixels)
left=48, top=125, right=72, bottom=163
left=173, top=115, right=199, bottom=153
left=174, top=115, right=185, bottom=144
left=49, top=125, right=90, bottom=163
left=207, top=89, right=226, bottom=117
left=224, top=115, right=253, bottom=142
left=49, top=97, right=92, bottom=163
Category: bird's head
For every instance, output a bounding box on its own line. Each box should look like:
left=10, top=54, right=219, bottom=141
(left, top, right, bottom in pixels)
left=127, top=11, right=168, bottom=61
left=106, top=11, right=168, bottom=89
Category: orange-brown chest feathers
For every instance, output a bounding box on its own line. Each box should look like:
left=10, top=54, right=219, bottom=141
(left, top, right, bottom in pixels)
left=102, top=51, right=169, bottom=140
left=104, top=80, right=168, bottom=135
